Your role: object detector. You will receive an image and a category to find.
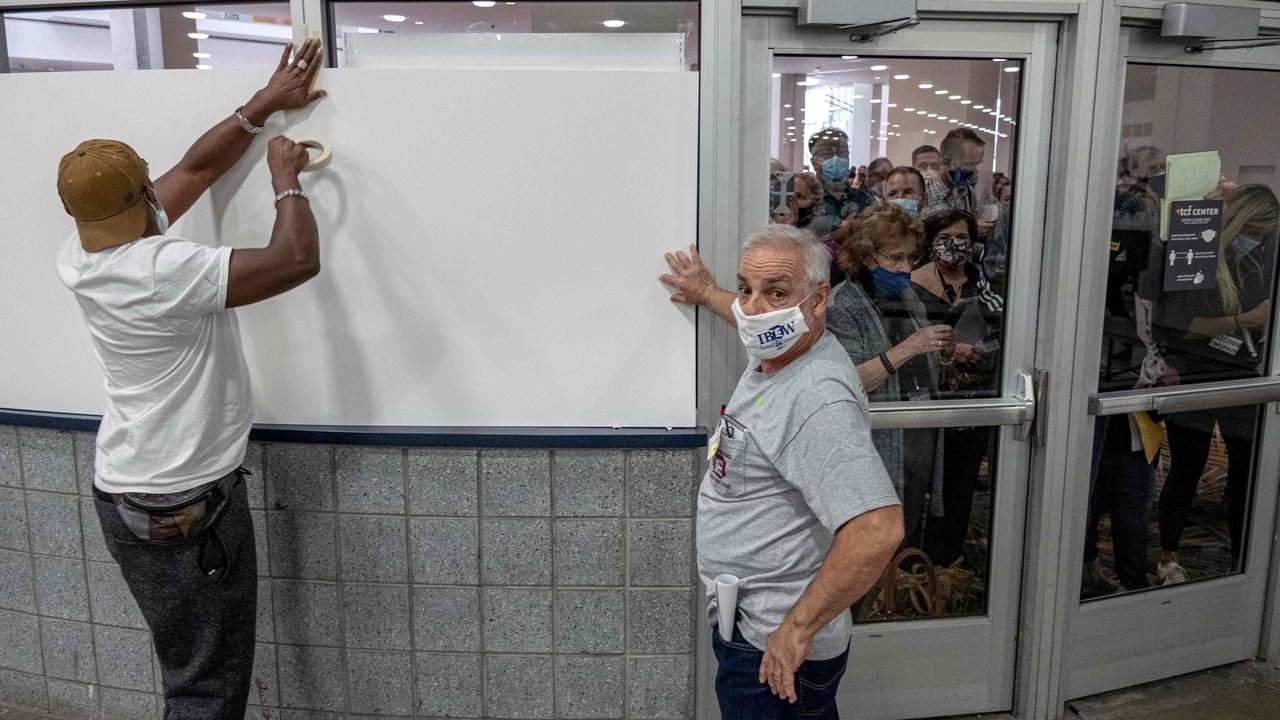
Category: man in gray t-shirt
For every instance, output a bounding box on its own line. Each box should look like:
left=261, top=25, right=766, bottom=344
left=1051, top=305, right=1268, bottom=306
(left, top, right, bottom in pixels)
left=664, top=225, right=903, bottom=715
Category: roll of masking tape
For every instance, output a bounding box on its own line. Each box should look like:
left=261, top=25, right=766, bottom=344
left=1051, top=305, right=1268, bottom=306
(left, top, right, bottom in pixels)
left=295, top=135, right=332, bottom=172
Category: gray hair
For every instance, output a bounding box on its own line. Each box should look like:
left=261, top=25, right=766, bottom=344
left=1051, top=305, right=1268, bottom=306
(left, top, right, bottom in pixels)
left=740, top=225, right=831, bottom=288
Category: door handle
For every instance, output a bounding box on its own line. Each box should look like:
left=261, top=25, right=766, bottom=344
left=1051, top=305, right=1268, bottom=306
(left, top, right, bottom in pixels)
left=1014, top=371, right=1041, bottom=443
left=866, top=371, right=1039, bottom=432
left=1089, top=376, right=1280, bottom=416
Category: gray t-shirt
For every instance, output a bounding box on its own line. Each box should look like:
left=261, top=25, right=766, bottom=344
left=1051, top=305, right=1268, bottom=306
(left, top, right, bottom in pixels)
left=697, top=331, right=900, bottom=660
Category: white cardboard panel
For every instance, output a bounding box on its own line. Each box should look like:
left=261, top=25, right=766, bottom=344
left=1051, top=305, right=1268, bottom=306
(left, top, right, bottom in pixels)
left=0, top=68, right=698, bottom=427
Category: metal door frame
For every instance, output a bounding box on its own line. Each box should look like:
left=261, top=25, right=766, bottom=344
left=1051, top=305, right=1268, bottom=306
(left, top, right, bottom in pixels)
left=701, top=12, right=1059, bottom=719
left=1062, top=7, right=1280, bottom=702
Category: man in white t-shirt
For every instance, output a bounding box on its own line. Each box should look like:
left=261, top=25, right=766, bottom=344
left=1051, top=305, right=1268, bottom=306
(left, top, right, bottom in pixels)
left=55, top=38, right=326, bottom=720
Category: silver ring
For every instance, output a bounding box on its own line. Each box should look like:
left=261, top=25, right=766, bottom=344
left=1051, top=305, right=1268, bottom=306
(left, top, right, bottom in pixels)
left=296, top=59, right=309, bottom=71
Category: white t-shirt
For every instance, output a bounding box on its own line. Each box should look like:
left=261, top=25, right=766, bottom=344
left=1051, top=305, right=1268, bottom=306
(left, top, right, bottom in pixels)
left=56, top=234, right=253, bottom=494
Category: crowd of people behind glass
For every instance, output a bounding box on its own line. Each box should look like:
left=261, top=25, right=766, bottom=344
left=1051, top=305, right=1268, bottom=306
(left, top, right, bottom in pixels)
left=1083, top=146, right=1277, bottom=598
left=767, top=127, right=1012, bottom=586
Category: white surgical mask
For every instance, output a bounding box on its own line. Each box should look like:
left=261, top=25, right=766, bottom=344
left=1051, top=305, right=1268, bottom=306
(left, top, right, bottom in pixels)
left=731, top=292, right=814, bottom=361
left=145, top=192, right=169, bottom=236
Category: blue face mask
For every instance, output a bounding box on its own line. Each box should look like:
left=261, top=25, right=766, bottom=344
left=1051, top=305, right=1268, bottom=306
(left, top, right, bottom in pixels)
left=822, top=156, right=850, bottom=183
left=890, top=198, right=919, bottom=217
left=949, top=167, right=977, bottom=187
left=871, top=265, right=912, bottom=296
left=1232, top=234, right=1261, bottom=254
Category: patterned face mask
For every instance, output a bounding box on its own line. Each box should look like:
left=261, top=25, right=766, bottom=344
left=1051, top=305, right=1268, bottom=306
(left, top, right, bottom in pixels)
left=932, top=233, right=974, bottom=268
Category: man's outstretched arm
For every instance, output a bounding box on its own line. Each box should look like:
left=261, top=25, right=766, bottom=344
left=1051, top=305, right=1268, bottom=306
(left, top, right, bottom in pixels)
left=660, top=243, right=738, bottom=325
left=153, top=38, right=326, bottom=222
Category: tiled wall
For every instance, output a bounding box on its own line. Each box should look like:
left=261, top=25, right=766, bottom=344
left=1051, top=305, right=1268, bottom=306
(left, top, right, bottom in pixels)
left=0, top=425, right=702, bottom=720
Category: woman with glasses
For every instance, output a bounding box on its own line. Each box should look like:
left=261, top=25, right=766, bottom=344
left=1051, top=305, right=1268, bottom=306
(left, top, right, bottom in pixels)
left=825, top=203, right=956, bottom=548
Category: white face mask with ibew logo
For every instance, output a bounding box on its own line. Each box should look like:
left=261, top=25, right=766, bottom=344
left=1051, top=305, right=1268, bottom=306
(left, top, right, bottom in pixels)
left=731, top=292, right=814, bottom=361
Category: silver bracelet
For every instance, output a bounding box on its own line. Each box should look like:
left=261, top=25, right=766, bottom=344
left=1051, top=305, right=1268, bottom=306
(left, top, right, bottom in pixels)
left=273, top=188, right=309, bottom=207
left=234, top=106, right=264, bottom=135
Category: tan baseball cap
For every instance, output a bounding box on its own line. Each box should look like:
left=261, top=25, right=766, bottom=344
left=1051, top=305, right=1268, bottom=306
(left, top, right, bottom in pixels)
left=57, top=139, right=150, bottom=252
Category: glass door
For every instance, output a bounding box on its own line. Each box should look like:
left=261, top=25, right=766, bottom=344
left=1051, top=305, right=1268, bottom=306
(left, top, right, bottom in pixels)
left=729, top=15, right=1058, bottom=719
left=1067, top=23, right=1280, bottom=699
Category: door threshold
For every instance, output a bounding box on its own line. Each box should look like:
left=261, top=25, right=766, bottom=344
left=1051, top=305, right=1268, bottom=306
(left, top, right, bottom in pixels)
left=1066, top=660, right=1280, bottom=719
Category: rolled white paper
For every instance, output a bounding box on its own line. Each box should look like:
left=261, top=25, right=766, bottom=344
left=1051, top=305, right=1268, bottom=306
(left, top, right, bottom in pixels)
left=714, top=573, right=739, bottom=642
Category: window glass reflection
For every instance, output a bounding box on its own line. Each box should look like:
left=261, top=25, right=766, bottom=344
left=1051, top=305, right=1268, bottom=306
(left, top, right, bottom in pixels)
left=1086, top=63, right=1279, bottom=600
left=328, top=1, right=699, bottom=70
left=2, top=4, right=290, bottom=72
left=768, top=56, right=1023, bottom=621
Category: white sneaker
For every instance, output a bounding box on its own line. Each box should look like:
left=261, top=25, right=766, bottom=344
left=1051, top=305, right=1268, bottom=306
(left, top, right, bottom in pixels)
left=1157, top=561, right=1188, bottom=585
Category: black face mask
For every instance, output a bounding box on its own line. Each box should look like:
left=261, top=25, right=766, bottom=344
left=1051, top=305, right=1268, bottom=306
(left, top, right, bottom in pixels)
left=797, top=204, right=815, bottom=226
left=1145, top=172, right=1166, bottom=197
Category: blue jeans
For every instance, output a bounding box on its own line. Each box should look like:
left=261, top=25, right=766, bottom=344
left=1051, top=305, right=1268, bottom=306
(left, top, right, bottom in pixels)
left=712, top=626, right=849, bottom=719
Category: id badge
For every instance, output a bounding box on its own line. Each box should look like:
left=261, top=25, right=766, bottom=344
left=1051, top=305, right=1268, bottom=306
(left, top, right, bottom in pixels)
left=1209, top=334, right=1243, bottom=356
left=707, top=424, right=722, bottom=461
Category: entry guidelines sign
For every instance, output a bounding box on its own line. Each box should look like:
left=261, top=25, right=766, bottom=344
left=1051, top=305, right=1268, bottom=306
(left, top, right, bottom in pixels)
left=1163, top=199, right=1222, bottom=291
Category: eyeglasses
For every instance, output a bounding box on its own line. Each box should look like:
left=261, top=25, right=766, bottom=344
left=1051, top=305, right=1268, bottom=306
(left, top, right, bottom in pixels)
left=877, top=251, right=920, bottom=266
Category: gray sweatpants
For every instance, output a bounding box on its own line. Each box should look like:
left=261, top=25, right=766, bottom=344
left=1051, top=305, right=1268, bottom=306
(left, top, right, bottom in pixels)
left=94, top=472, right=257, bottom=720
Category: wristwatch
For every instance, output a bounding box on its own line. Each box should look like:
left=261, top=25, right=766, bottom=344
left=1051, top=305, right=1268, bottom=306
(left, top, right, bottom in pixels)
left=234, top=106, right=264, bottom=135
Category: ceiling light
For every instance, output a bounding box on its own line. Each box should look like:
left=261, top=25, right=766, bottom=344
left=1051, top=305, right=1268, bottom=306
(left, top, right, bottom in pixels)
left=887, top=103, right=897, bottom=108
left=948, top=95, right=961, bottom=100
left=603, top=19, right=626, bottom=28
left=842, top=55, right=858, bottom=60
left=974, top=105, right=986, bottom=110
left=852, top=94, right=864, bottom=99
left=195, top=64, right=212, bottom=70
left=961, top=100, right=972, bottom=105
left=187, top=32, right=208, bottom=39
left=414, top=20, right=424, bottom=24
left=382, top=14, right=406, bottom=22
left=918, top=83, right=933, bottom=89
left=938, top=115, right=948, bottom=120
left=949, top=119, right=959, bottom=124
left=894, top=74, right=910, bottom=80
left=783, top=104, right=791, bottom=108
left=934, top=89, right=948, bottom=95
left=870, top=98, right=881, bottom=103
left=916, top=110, right=927, bottom=115
left=797, top=79, right=818, bottom=86
left=789, top=138, right=797, bottom=142
left=1004, top=66, right=1020, bottom=73
left=772, top=73, right=781, bottom=78
left=892, top=124, right=900, bottom=128
left=473, top=1, right=497, bottom=6
left=182, top=11, right=206, bottom=20
left=927, top=113, right=938, bottom=118
left=784, top=116, right=794, bottom=121
left=787, top=126, right=796, bottom=130
left=904, top=107, right=915, bottom=112
left=192, top=52, right=211, bottom=59
left=870, top=64, right=888, bottom=71
left=992, top=57, right=1007, bottom=62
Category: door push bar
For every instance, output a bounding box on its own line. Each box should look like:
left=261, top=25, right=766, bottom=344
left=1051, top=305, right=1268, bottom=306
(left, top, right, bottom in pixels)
left=869, top=372, right=1039, bottom=440
left=1088, top=376, right=1280, bottom=417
